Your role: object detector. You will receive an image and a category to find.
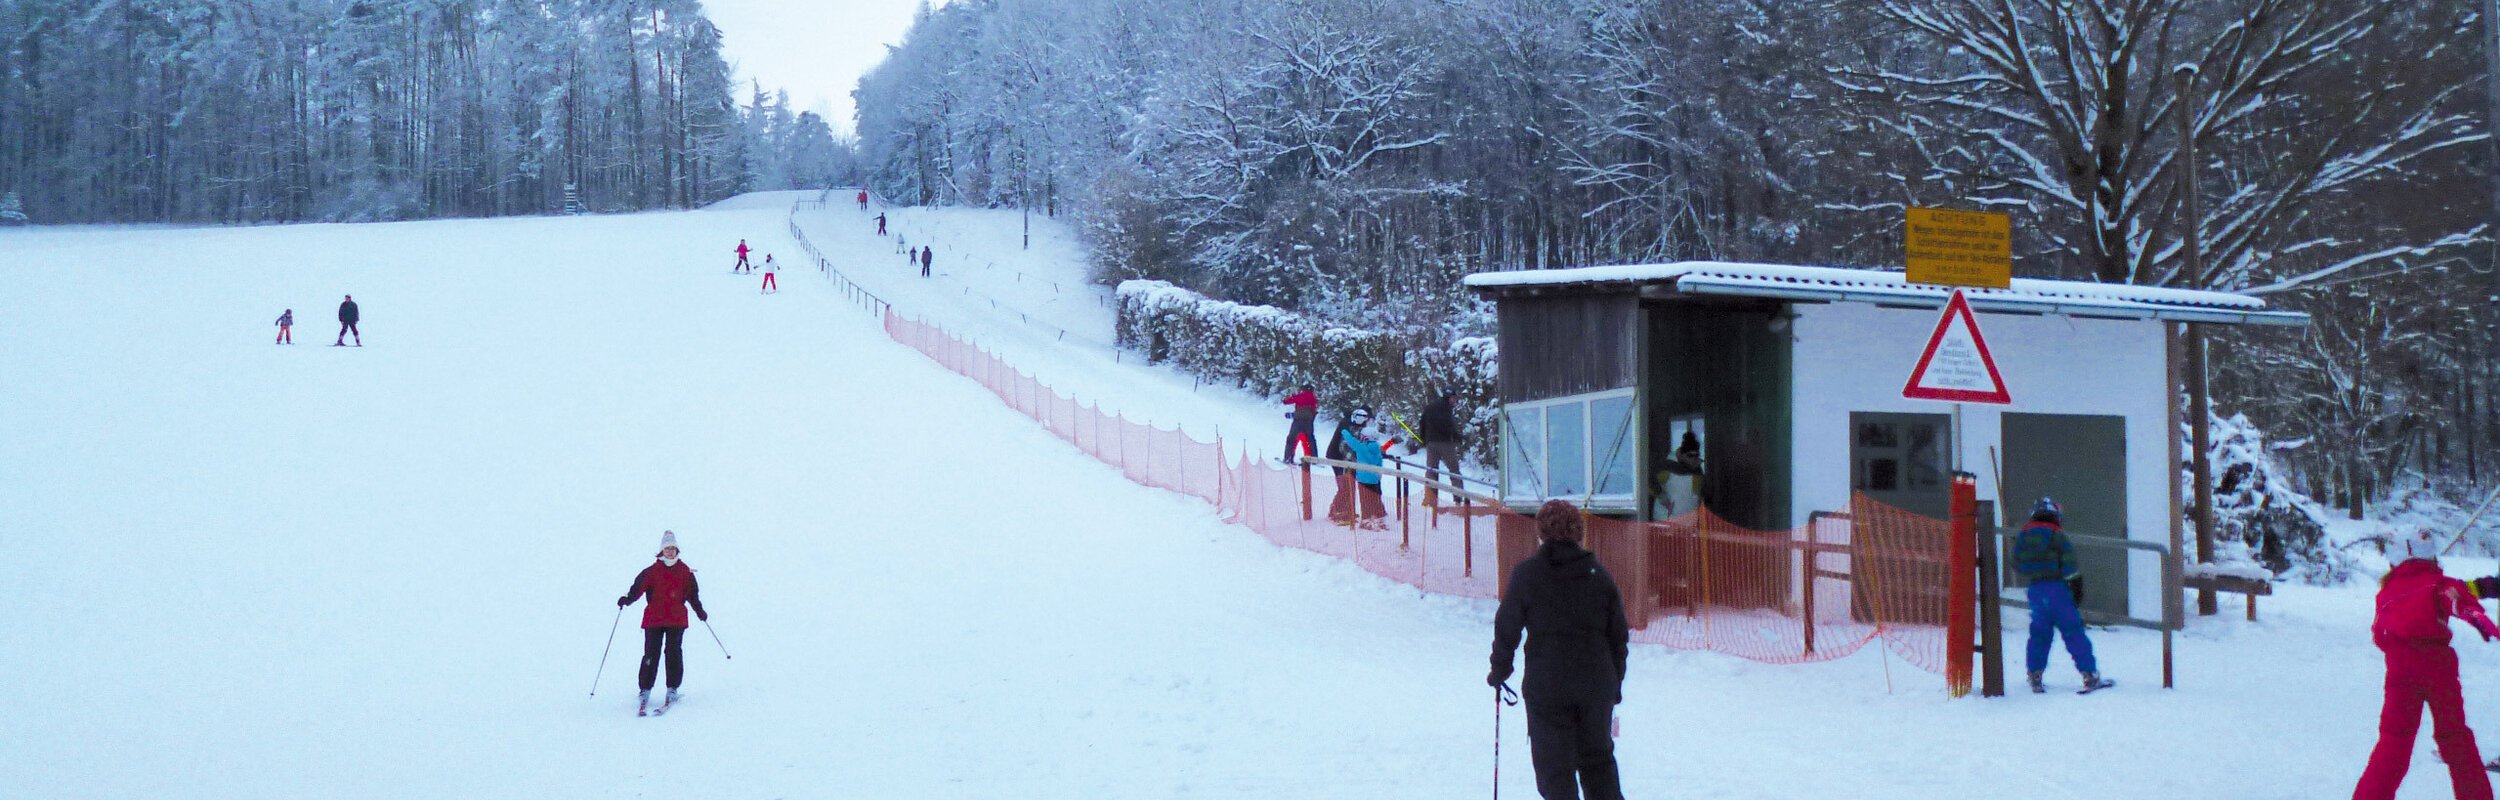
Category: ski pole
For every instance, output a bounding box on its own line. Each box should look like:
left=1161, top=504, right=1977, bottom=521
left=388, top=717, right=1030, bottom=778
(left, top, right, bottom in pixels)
left=2440, top=482, right=2500, bottom=556
left=702, top=618, right=733, bottom=659
left=1494, top=682, right=1519, bottom=800
left=589, top=605, right=623, bottom=697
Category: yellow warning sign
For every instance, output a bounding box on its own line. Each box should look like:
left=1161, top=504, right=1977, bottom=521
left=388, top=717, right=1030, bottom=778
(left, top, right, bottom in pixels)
left=1906, top=207, right=2011, bottom=289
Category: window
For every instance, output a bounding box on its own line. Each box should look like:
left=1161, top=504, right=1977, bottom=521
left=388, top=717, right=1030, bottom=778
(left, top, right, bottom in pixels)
left=1500, top=388, right=1639, bottom=507
left=1591, top=395, right=1638, bottom=496
left=1547, top=402, right=1587, bottom=497
left=1505, top=406, right=1544, bottom=499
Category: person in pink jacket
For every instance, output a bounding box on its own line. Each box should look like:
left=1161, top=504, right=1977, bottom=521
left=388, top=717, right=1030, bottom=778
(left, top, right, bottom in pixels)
left=2355, top=527, right=2500, bottom=800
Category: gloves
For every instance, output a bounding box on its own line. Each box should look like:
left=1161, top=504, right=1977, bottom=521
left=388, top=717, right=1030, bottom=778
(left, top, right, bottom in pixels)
left=1487, top=668, right=1511, bottom=688
left=695, top=607, right=709, bottom=622
left=2474, top=576, right=2500, bottom=599
left=616, top=596, right=631, bottom=608
left=2067, top=577, right=2086, bottom=606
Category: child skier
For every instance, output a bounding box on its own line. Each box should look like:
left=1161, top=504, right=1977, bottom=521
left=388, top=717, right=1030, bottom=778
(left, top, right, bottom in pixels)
left=274, top=309, right=292, bottom=345
left=617, top=530, right=708, bottom=716
left=2355, top=528, right=2499, bottom=799
left=761, top=255, right=778, bottom=294
left=2011, top=497, right=2108, bottom=693
left=1343, top=418, right=1394, bottom=528
left=876, top=212, right=887, bottom=236
left=734, top=239, right=752, bottom=273
left=1324, top=407, right=1392, bottom=527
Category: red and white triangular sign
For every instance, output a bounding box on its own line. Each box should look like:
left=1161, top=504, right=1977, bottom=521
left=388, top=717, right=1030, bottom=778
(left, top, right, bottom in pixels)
left=1902, top=290, right=2012, bottom=404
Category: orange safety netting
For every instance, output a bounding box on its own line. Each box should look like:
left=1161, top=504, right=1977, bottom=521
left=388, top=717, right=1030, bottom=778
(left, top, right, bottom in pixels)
left=882, top=311, right=1955, bottom=676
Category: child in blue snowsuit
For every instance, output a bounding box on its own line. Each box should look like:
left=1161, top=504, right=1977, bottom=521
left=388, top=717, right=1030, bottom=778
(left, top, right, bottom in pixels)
left=1329, top=407, right=1393, bottom=527
left=2012, top=497, right=2108, bottom=693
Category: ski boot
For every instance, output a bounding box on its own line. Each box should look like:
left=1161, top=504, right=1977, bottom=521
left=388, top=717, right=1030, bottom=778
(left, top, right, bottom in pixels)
left=637, top=690, right=651, bottom=716
left=2078, top=671, right=2115, bottom=694
left=2026, top=671, right=2045, bottom=694
left=665, top=688, right=679, bottom=707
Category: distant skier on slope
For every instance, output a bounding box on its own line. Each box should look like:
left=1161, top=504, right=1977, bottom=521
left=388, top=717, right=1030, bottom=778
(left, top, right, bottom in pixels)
left=920, top=246, right=933, bottom=278
left=618, top=530, right=708, bottom=716
left=333, top=295, right=360, bottom=347
left=876, top=212, right=887, bottom=236
left=734, top=239, right=752, bottom=273
left=274, top=308, right=292, bottom=345
left=1489, top=499, right=1629, bottom=800
left=856, top=189, right=869, bottom=210
left=761, top=255, right=778, bottom=294
left=2013, top=498, right=2106, bottom=693
left=1280, top=384, right=1319, bottom=464
left=2355, top=527, right=2500, bottom=799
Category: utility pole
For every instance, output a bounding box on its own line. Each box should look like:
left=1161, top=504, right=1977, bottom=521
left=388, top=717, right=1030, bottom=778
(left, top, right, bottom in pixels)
left=2177, top=65, right=2218, bottom=617
left=2480, top=0, right=2500, bottom=493
left=1021, top=139, right=1032, bottom=251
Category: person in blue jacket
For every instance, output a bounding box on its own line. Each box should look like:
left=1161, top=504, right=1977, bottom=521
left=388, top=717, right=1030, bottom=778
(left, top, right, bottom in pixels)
left=1338, top=409, right=1395, bottom=527
left=2013, top=497, right=2110, bottom=693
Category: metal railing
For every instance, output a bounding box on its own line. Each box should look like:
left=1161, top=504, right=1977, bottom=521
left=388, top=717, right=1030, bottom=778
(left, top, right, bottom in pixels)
left=787, top=197, right=892, bottom=318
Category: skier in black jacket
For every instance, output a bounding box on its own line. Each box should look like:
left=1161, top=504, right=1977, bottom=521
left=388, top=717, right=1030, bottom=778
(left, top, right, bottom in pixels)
left=334, top=294, right=361, bottom=346
left=1418, top=387, right=1463, bottom=504
left=1490, top=499, right=1630, bottom=800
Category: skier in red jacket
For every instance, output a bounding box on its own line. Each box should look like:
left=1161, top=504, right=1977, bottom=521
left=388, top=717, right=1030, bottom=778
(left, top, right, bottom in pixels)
left=856, top=189, right=869, bottom=210
left=618, top=530, right=708, bottom=715
left=2355, top=527, right=2500, bottom=800
left=1281, top=384, right=1319, bottom=464
left=733, top=240, right=752, bottom=273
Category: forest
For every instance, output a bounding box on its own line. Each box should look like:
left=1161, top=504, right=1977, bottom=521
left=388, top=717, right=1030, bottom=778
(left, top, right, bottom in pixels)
left=852, top=0, right=2500, bottom=536
left=0, top=0, right=852, bottom=223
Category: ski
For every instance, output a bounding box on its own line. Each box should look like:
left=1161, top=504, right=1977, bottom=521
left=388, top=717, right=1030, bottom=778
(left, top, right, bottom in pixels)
left=2077, top=678, right=2116, bottom=695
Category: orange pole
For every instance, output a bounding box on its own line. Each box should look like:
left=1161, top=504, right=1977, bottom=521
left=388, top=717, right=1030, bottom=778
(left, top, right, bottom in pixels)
left=1301, top=461, right=1314, bottom=521
left=1948, top=472, right=1978, bottom=698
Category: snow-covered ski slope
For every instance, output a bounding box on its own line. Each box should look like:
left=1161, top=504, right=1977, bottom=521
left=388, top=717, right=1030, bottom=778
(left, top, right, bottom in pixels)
left=0, top=192, right=2488, bottom=798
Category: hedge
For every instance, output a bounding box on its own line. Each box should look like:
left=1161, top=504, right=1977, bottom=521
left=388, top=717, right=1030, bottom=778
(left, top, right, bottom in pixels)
left=1115, top=280, right=1500, bottom=467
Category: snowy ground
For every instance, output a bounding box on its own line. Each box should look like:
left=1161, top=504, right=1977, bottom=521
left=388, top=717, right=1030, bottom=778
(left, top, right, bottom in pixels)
left=3, top=194, right=2494, bottom=798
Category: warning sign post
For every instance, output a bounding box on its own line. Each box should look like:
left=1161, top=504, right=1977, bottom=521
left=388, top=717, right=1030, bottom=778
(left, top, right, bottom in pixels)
left=1903, top=290, right=2011, bottom=404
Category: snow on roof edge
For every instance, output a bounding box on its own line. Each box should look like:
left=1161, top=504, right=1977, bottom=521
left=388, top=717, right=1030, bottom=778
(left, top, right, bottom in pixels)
left=1463, top=261, right=2289, bottom=316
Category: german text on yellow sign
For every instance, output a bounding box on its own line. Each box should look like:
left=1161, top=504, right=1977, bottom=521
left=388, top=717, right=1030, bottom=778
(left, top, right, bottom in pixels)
left=1906, top=207, right=2011, bottom=289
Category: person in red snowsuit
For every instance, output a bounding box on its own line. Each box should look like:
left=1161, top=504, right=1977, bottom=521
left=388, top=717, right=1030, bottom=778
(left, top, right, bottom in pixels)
left=856, top=189, right=869, bottom=210
left=2355, top=528, right=2499, bottom=800
left=734, top=240, right=752, bottom=273
left=761, top=255, right=778, bottom=293
left=618, top=530, right=707, bottom=714
left=1281, top=384, right=1319, bottom=463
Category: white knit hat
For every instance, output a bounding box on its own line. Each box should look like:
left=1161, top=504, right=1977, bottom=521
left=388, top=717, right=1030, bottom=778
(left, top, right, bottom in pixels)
left=2400, top=527, right=2440, bottom=562
left=658, top=530, right=679, bottom=554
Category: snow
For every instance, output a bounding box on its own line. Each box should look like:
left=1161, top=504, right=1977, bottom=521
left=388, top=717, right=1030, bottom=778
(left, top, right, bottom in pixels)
left=0, top=193, right=2491, bottom=798
left=1463, top=261, right=2310, bottom=326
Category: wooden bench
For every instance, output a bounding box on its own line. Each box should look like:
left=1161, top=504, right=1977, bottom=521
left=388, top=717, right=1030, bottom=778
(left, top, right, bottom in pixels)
left=2182, top=569, right=2275, bottom=621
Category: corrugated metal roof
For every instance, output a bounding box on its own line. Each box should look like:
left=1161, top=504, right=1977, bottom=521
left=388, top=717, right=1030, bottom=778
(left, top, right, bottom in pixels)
left=1463, top=262, right=2309, bottom=327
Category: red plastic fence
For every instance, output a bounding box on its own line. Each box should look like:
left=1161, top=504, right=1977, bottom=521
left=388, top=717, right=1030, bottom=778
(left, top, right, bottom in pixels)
left=877, top=310, right=1957, bottom=677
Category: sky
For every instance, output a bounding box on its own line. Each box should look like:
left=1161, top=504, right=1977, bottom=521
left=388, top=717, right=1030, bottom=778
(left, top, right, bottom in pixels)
left=700, top=0, right=934, bottom=137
